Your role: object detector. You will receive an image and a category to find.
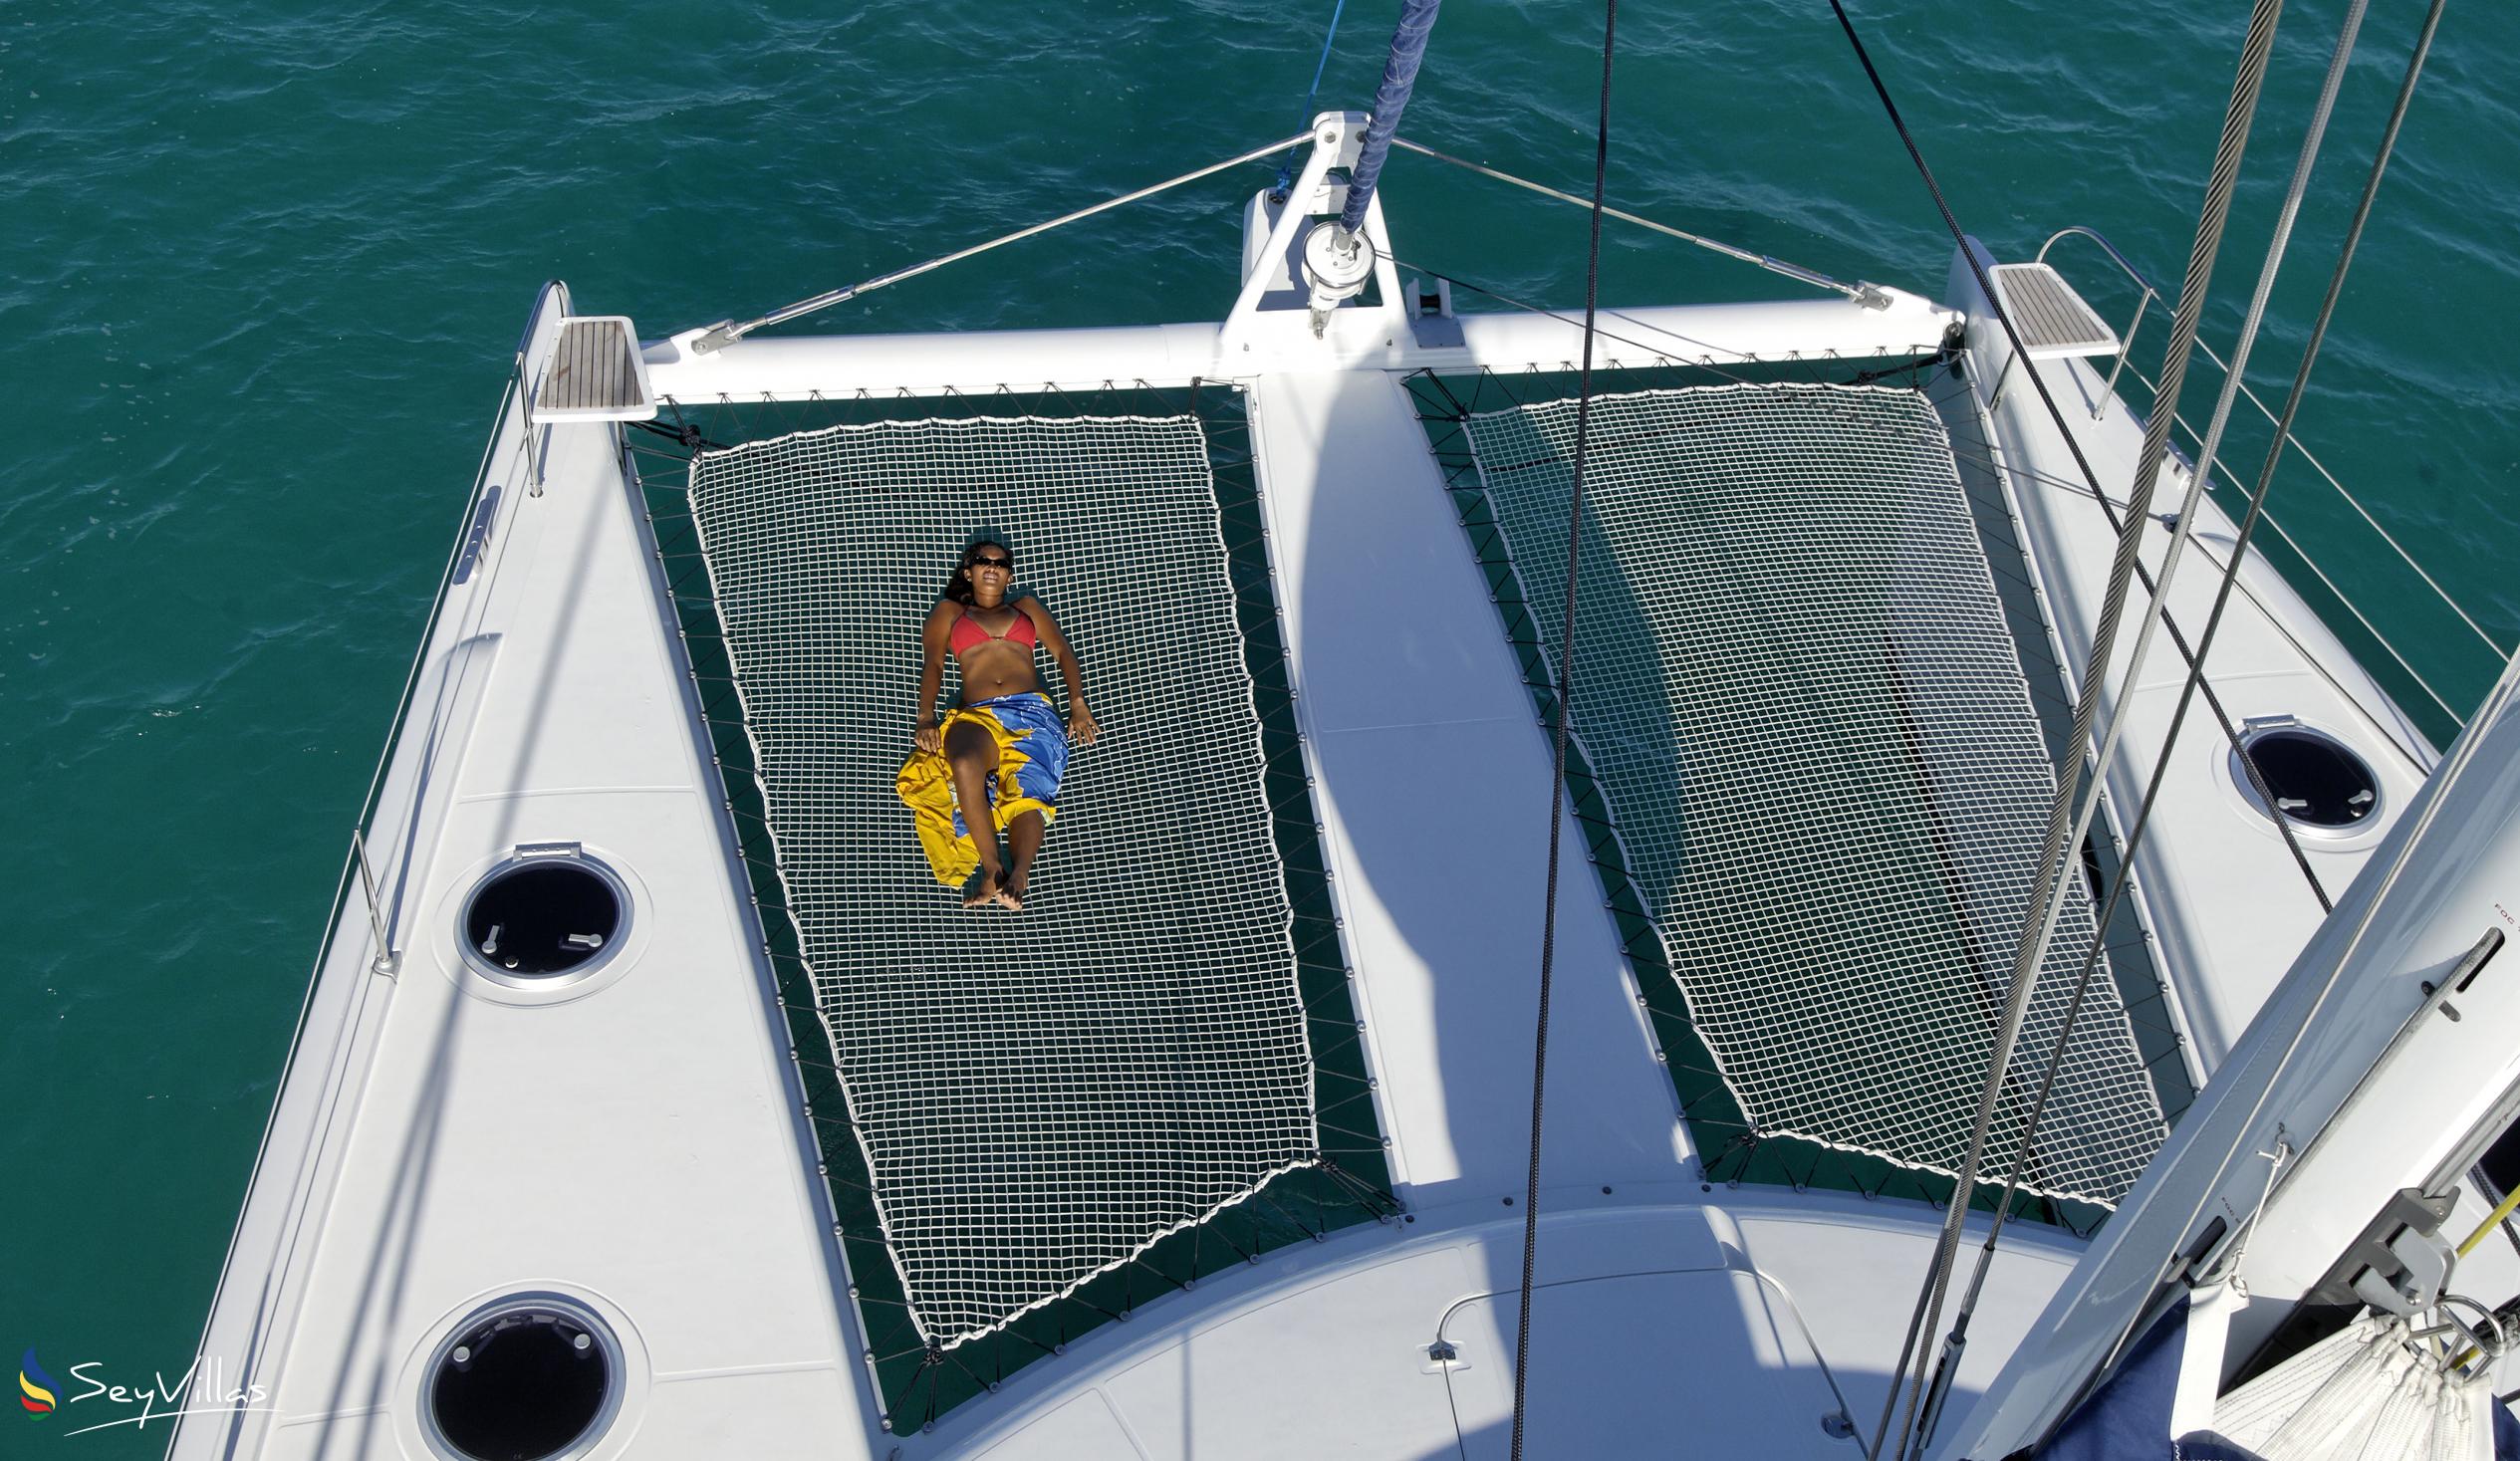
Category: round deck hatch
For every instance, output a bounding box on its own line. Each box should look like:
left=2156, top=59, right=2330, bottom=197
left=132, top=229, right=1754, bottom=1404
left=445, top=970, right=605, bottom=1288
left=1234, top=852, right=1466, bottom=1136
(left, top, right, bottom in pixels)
left=424, top=1297, right=620, bottom=1461
left=2232, top=722, right=2381, bottom=834
left=460, top=851, right=628, bottom=984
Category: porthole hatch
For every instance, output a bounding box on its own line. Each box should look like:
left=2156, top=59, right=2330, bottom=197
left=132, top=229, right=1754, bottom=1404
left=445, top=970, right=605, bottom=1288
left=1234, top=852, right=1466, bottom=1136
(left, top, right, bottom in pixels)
left=424, top=1297, right=621, bottom=1461
left=2232, top=720, right=2381, bottom=834
left=460, top=847, right=629, bottom=984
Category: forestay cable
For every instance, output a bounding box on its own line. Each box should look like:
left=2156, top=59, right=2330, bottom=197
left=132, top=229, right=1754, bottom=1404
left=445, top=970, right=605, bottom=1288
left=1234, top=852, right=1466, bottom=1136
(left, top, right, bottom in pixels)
left=1337, top=0, right=1443, bottom=240
left=1509, top=2, right=1615, bottom=1456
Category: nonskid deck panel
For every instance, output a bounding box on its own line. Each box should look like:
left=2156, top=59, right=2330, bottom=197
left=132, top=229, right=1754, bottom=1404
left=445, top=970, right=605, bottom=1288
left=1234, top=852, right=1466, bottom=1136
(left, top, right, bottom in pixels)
left=534, top=315, right=655, bottom=419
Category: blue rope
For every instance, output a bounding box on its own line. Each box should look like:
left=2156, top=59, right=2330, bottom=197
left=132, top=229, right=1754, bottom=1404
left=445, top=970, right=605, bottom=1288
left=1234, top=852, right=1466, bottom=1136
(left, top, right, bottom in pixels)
left=1270, top=0, right=1350, bottom=201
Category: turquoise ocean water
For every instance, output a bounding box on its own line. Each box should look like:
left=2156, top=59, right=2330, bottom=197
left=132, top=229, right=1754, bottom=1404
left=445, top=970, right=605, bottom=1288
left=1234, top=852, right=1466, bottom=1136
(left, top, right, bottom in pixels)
left=5, top=1, right=2515, bottom=1451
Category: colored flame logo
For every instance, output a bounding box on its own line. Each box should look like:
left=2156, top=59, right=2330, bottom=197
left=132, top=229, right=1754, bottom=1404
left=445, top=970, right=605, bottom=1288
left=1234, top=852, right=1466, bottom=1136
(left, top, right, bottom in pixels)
left=20, top=1348, right=58, bottom=1415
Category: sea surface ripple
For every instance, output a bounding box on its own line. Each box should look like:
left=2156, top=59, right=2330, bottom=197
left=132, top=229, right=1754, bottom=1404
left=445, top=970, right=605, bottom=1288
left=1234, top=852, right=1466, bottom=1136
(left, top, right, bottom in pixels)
left=2, top=3, right=2512, bottom=1446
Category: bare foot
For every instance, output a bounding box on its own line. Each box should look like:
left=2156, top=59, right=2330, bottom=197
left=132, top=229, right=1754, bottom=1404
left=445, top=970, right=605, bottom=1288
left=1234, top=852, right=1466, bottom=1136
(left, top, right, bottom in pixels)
left=996, top=872, right=1027, bottom=912
left=964, top=873, right=1002, bottom=910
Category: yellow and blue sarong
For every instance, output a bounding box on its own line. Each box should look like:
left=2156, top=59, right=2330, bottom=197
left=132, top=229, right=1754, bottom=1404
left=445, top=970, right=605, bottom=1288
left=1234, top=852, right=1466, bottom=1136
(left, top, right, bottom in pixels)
left=895, top=691, right=1070, bottom=886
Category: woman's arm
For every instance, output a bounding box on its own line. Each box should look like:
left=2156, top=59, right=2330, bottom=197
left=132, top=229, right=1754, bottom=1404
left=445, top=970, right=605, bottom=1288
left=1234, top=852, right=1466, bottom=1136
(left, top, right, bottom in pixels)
left=914, top=601, right=955, bottom=752
left=1019, top=596, right=1098, bottom=745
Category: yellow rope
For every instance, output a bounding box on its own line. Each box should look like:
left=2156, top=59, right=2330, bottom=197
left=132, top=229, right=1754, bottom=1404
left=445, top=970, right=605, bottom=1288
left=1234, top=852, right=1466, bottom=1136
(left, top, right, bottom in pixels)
left=2457, top=1183, right=2520, bottom=1258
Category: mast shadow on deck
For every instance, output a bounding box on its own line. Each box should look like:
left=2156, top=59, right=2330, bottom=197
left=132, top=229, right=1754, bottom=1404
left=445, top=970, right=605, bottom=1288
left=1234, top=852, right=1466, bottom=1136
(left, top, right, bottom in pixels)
left=1402, top=361, right=2176, bottom=1233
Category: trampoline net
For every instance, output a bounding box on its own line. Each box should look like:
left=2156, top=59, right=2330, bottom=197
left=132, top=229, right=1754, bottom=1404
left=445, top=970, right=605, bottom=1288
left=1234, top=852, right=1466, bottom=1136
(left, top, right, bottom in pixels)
left=1461, top=383, right=2165, bottom=1206
left=687, top=414, right=1323, bottom=1346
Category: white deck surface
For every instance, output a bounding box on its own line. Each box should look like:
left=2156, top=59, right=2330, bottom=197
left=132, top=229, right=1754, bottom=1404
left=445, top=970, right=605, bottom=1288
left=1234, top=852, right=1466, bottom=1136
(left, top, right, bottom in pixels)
left=179, top=250, right=2446, bottom=1457
left=1949, top=244, right=2435, bottom=1071
left=641, top=296, right=1956, bottom=402
left=941, top=1196, right=2083, bottom=1460
left=172, top=342, right=878, bottom=1459
left=1245, top=368, right=1691, bottom=1211
left=910, top=363, right=2103, bottom=1458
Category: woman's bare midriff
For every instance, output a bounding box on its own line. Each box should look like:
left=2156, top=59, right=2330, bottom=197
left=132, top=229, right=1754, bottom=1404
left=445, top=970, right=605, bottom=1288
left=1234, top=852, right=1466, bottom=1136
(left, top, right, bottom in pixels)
left=955, top=608, right=1040, bottom=701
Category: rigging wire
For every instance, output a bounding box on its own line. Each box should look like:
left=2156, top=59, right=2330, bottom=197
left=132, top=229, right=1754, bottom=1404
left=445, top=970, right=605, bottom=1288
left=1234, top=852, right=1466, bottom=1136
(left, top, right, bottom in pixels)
left=1995, top=2, right=2457, bottom=1446
left=1911, top=3, right=2382, bottom=1429
left=2124, top=363, right=2474, bottom=729
left=1389, top=137, right=1878, bottom=304
left=1508, top=2, right=1615, bottom=1457
left=1944, top=389, right=2436, bottom=777
left=686, top=133, right=1307, bottom=351
left=1824, top=0, right=2300, bottom=1454
left=1385, top=260, right=2394, bottom=810
left=2160, top=333, right=2508, bottom=664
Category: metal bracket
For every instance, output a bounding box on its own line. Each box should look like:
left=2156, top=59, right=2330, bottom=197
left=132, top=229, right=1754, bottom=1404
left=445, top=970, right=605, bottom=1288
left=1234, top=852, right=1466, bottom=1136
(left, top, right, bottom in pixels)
left=452, top=485, right=503, bottom=587
left=2308, top=1186, right=2459, bottom=1310
left=353, top=828, right=399, bottom=978
left=1219, top=113, right=1408, bottom=363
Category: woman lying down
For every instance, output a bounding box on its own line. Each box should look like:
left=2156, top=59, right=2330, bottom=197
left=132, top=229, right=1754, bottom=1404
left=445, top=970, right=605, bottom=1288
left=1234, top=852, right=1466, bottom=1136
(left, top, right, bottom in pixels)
left=896, top=533, right=1099, bottom=910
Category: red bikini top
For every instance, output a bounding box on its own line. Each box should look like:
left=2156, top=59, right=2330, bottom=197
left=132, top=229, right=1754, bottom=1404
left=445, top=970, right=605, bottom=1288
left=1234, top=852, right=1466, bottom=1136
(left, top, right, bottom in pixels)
left=949, top=603, right=1038, bottom=654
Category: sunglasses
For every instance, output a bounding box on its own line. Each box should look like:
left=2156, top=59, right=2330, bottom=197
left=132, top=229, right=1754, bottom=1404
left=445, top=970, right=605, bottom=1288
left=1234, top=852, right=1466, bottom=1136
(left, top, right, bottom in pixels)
left=968, top=556, right=1013, bottom=570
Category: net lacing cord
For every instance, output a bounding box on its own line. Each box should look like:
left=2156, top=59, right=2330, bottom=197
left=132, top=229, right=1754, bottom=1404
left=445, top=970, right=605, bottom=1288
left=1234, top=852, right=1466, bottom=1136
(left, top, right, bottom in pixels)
left=1383, top=281, right=2088, bottom=544
left=682, top=412, right=1334, bottom=1352
left=1409, top=361, right=2192, bottom=1212
left=1395, top=302, right=2177, bottom=1203
left=631, top=385, right=1406, bottom=1427
left=1916, top=0, right=2387, bottom=1437
left=1508, top=2, right=1615, bottom=1457
left=1828, top=0, right=2302, bottom=1453
left=1461, top=383, right=2164, bottom=1207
